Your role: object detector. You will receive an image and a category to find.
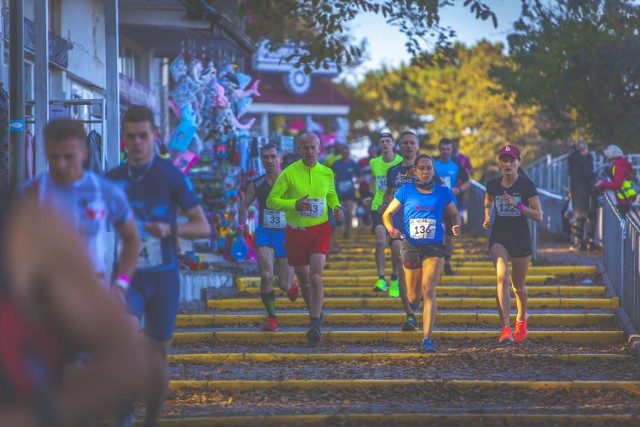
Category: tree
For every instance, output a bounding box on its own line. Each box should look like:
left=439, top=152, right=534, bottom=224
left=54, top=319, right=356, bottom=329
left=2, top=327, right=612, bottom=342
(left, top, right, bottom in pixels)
left=240, top=0, right=497, bottom=72
left=491, top=0, right=640, bottom=150
left=346, top=42, right=542, bottom=178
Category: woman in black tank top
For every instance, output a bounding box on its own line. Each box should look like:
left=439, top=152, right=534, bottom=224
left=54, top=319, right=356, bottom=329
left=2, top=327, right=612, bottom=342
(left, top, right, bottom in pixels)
left=0, top=189, right=144, bottom=426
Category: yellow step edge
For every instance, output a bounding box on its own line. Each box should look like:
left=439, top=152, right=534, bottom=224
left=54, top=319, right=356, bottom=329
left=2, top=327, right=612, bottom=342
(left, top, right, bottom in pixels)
left=240, top=286, right=605, bottom=298
left=167, top=379, right=640, bottom=393
left=171, top=330, right=624, bottom=346
left=207, top=297, right=617, bottom=311
left=175, top=313, right=615, bottom=328
left=322, top=266, right=596, bottom=276
left=168, top=352, right=632, bottom=365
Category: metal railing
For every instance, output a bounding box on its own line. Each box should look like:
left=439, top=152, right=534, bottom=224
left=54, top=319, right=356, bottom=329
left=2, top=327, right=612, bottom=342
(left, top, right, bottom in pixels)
left=602, top=193, right=640, bottom=329
left=466, top=180, right=538, bottom=261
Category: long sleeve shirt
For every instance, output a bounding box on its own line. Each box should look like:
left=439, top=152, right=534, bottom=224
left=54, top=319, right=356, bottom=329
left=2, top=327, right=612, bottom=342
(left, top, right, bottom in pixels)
left=267, top=160, right=340, bottom=228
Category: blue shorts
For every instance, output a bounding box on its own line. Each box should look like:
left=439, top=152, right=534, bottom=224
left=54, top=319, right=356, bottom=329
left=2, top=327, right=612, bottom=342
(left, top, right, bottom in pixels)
left=126, top=269, right=180, bottom=342
left=255, top=225, right=286, bottom=258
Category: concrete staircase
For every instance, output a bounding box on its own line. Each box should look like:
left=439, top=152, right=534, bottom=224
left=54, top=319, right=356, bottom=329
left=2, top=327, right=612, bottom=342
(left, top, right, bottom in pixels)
left=133, top=229, right=640, bottom=426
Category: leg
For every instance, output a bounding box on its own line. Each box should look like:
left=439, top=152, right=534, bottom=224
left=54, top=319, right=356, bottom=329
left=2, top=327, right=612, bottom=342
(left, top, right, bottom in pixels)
left=374, top=224, right=387, bottom=277
left=421, top=256, right=444, bottom=339
left=392, top=240, right=412, bottom=316
left=141, top=338, right=172, bottom=424
left=257, top=246, right=276, bottom=294
left=403, top=267, right=423, bottom=306
left=344, top=199, right=355, bottom=237
left=510, top=255, right=531, bottom=322
left=276, top=257, right=293, bottom=293
left=294, top=265, right=311, bottom=307
left=490, top=243, right=511, bottom=328
left=308, top=253, right=327, bottom=319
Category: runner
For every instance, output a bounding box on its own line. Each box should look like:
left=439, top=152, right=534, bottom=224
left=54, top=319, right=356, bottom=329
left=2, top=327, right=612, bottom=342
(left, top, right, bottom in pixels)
left=267, top=133, right=344, bottom=347
left=107, top=105, right=211, bottom=427
left=383, top=154, right=461, bottom=352
left=22, top=119, right=140, bottom=304
left=383, top=130, right=421, bottom=330
left=239, top=143, right=300, bottom=332
left=434, top=138, right=470, bottom=275
left=358, top=145, right=377, bottom=226
left=332, top=143, right=361, bottom=239
left=370, top=131, right=402, bottom=293
left=483, top=145, right=542, bottom=344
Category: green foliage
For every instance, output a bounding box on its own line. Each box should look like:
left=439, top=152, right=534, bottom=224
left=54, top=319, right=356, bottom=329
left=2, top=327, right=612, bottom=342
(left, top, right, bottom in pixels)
left=491, top=0, right=640, bottom=150
left=347, top=42, right=542, bottom=179
left=240, top=0, right=497, bottom=72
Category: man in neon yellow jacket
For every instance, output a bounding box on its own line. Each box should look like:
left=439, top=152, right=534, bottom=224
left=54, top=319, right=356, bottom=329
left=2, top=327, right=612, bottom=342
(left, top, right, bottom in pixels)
left=267, top=133, right=344, bottom=347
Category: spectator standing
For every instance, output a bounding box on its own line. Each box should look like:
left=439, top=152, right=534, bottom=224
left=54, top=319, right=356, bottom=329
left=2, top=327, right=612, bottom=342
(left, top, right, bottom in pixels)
left=568, top=141, right=597, bottom=251
left=595, top=145, right=638, bottom=217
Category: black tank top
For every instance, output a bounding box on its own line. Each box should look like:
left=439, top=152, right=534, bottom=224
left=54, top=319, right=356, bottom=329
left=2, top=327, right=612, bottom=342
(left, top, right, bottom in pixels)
left=253, top=174, right=286, bottom=230
left=0, top=191, right=65, bottom=404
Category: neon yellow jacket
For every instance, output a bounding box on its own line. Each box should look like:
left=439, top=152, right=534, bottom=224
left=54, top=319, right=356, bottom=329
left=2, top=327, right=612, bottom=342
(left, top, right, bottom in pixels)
left=370, top=154, right=402, bottom=210
left=267, top=160, right=340, bottom=227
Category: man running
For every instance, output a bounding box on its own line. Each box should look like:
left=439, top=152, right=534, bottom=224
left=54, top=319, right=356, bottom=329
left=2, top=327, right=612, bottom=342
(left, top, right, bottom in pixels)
left=107, top=105, right=211, bottom=427
left=383, top=130, right=421, bottom=330
left=358, top=145, right=377, bottom=226
left=22, top=119, right=140, bottom=304
left=434, top=138, right=470, bottom=275
left=267, top=133, right=344, bottom=347
left=332, top=143, right=361, bottom=239
left=370, top=131, right=402, bottom=293
left=239, top=143, right=300, bottom=332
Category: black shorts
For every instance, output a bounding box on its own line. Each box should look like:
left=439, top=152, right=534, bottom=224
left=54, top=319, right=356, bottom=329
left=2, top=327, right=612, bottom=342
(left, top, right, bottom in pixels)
left=389, top=236, right=402, bottom=248
left=489, top=230, right=532, bottom=258
left=401, top=239, right=446, bottom=270
left=371, top=211, right=384, bottom=231
left=442, top=211, right=453, bottom=236
left=338, top=193, right=358, bottom=202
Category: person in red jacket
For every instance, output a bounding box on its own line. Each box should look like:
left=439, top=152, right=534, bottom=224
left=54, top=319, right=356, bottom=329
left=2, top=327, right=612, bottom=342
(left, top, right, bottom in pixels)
left=595, top=144, right=638, bottom=216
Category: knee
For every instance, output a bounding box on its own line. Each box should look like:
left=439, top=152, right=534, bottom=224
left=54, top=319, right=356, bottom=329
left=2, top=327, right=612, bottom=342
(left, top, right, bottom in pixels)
left=512, top=284, right=527, bottom=297
left=260, top=270, right=274, bottom=284
left=309, top=272, right=323, bottom=285
left=375, top=239, right=385, bottom=250
left=422, top=283, right=436, bottom=298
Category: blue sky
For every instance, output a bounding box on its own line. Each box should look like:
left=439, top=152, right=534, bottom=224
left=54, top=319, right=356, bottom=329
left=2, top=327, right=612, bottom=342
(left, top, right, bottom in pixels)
left=349, top=0, right=523, bottom=79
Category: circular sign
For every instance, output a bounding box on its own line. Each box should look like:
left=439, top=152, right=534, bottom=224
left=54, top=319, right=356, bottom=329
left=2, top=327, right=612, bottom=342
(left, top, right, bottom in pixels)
left=284, top=69, right=312, bottom=95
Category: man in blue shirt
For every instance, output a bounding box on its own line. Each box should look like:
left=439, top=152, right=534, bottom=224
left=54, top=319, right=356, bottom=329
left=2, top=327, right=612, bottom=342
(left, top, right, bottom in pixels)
left=332, top=144, right=361, bottom=239
left=434, top=138, right=470, bottom=275
left=107, top=106, right=210, bottom=427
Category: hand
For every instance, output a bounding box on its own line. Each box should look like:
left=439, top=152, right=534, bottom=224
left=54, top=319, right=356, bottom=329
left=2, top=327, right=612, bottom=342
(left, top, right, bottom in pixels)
left=295, top=194, right=311, bottom=212
left=377, top=202, right=388, bottom=215
left=143, top=222, right=172, bottom=238
left=502, top=191, right=518, bottom=207
left=110, top=285, right=128, bottom=311
left=452, top=187, right=460, bottom=196
left=452, top=225, right=461, bottom=236
left=483, top=218, right=491, bottom=230
left=388, top=227, right=402, bottom=239
left=334, top=207, right=344, bottom=222
left=362, top=197, right=372, bottom=208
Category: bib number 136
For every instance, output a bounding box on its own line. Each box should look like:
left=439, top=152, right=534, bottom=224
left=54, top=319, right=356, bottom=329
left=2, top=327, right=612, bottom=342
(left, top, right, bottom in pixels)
left=410, top=218, right=436, bottom=240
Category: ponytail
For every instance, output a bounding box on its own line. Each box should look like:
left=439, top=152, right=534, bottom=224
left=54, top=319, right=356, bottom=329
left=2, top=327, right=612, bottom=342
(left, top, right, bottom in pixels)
left=517, top=167, right=531, bottom=180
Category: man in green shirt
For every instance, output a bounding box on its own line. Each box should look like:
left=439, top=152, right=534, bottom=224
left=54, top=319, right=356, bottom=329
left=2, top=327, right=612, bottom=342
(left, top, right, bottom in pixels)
left=267, top=133, right=344, bottom=347
left=368, top=131, right=402, bottom=293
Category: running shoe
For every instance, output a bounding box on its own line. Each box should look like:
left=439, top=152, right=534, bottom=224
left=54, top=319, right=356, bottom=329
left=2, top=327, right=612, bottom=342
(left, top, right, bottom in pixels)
left=306, top=324, right=322, bottom=347
left=372, top=279, right=387, bottom=292
left=388, top=280, right=399, bottom=298
left=112, top=403, right=136, bottom=427
left=409, top=299, right=421, bottom=312
left=498, top=326, right=514, bottom=343
left=514, top=314, right=528, bottom=343
left=421, top=337, right=437, bottom=353
left=287, top=280, right=300, bottom=302
left=402, top=314, right=419, bottom=331
left=261, top=317, right=279, bottom=332
left=443, top=263, right=455, bottom=276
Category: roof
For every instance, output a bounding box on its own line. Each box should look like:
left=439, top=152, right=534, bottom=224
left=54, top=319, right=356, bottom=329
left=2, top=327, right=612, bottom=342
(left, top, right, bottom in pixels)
left=252, top=73, right=352, bottom=107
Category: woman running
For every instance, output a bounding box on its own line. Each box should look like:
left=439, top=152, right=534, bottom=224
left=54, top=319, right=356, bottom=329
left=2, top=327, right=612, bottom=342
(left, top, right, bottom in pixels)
left=383, top=154, right=461, bottom=352
left=483, top=145, right=543, bottom=344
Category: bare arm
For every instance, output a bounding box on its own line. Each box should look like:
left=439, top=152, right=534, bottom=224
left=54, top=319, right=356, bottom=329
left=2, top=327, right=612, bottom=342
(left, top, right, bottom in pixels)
left=444, top=201, right=461, bottom=236
left=483, top=192, right=494, bottom=229
left=382, top=198, right=402, bottom=238
left=523, top=195, right=543, bottom=223
left=177, top=205, right=211, bottom=239
left=238, top=182, right=257, bottom=224
left=114, top=217, right=140, bottom=280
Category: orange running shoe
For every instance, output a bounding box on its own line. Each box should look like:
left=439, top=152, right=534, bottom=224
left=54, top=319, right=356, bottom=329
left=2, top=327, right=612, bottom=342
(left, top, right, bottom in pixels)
left=287, top=279, right=300, bottom=302
left=261, top=317, right=279, bottom=332
left=499, top=326, right=514, bottom=343
left=514, top=314, right=528, bottom=343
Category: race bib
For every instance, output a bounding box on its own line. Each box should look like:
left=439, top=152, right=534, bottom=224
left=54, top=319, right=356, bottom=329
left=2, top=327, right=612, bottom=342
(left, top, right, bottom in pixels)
left=264, top=209, right=286, bottom=228
left=495, top=195, right=522, bottom=217
left=300, top=198, right=324, bottom=218
left=120, top=236, right=164, bottom=269
left=377, top=176, right=388, bottom=192
left=337, top=180, right=354, bottom=193
left=410, top=218, right=436, bottom=240
left=441, top=176, right=452, bottom=188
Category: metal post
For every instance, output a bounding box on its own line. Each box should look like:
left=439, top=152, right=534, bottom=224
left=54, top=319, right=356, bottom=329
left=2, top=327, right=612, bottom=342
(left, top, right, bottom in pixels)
left=9, top=0, right=25, bottom=187
left=104, top=0, right=120, bottom=170
left=34, top=0, right=49, bottom=174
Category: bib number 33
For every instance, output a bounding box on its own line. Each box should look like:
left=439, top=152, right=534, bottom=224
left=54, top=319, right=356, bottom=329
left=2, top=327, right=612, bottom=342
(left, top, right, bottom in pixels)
left=410, top=218, right=436, bottom=240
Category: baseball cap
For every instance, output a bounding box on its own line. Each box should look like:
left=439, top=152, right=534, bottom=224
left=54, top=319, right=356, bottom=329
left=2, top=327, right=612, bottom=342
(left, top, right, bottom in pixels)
left=499, top=144, right=520, bottom=160
left=379, top=129, right=393, bottom=140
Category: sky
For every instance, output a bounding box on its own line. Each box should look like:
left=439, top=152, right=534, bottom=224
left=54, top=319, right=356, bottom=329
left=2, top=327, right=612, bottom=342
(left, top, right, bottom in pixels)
left=349, top=0, right=523, bottom=81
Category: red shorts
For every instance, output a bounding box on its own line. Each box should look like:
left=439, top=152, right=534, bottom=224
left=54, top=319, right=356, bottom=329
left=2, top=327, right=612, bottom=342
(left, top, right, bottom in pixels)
left=284, top=221, right=331, bottom=267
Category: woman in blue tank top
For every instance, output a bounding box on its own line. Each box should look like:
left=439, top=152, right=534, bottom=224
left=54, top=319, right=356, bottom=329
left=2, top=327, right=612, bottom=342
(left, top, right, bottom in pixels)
left=382, top=154, right=461, bottom=352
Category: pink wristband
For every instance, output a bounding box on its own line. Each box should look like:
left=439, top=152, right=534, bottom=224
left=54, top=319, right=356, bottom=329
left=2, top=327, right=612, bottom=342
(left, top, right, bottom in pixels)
left=114, top=275, right=130, bottom=291
left=517, top=203, right=525, bottom=211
